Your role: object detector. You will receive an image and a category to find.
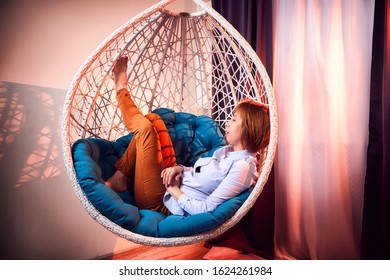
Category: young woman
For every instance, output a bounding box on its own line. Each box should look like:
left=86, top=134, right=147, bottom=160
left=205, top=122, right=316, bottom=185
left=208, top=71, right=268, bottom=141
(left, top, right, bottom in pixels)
left=105, top=56, right=270, bottom=216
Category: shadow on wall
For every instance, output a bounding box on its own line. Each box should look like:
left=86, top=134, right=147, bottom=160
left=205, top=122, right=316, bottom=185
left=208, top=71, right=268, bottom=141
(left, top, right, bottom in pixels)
left=0, top=82, right=62, bottom=187
left=0, top=81, right=118, bottom=259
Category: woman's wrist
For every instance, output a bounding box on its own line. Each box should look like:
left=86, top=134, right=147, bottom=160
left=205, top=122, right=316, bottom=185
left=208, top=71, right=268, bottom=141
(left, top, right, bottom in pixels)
left=167, top=185, right=184, bottom=201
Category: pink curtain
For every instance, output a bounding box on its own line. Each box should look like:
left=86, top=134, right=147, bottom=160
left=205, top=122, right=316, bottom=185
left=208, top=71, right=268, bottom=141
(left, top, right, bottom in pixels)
left=273, top=0, right=375, bottom=259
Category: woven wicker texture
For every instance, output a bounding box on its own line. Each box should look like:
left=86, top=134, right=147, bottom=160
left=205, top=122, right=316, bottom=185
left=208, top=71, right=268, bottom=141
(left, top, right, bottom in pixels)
left=61, top=0, right=277, bottom=246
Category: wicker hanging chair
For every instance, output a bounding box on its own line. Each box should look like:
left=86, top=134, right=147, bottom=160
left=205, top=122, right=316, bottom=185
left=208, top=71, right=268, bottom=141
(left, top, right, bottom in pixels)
left=61, top=0, right=277, bottom=246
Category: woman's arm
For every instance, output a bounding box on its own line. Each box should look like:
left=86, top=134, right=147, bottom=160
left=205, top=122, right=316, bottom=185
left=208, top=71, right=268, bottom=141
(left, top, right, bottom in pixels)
left=166, top=185, right=184, bottom=201
left=164, top=166, right=185, bottom=201
left=176, top=160, right=253, bottom=215
left=161, top=165, right=184, bottom=188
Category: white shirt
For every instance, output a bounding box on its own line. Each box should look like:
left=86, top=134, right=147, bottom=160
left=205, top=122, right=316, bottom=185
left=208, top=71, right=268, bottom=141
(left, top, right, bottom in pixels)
left=163, top=146, right=257, bottom=216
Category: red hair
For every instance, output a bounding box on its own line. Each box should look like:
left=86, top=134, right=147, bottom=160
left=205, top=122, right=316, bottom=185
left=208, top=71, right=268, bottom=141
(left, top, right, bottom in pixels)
left=233, top=99, right=270, bottom=153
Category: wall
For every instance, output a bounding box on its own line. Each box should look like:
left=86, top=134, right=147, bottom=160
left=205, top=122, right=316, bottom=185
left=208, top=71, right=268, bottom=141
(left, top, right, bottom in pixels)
left=0, top=0, right=208, bottom=89
left=0, top=0, right=210, bottom=260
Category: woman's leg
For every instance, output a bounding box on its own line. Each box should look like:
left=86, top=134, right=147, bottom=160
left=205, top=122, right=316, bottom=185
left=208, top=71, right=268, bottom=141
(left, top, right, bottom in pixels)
left=111, top=56, right=175, bottom=170
left=111, top=113, right=177, bottom=188
left=106, top=57, right=170, bottom=214
left=106, top=137, right=136, bottom=193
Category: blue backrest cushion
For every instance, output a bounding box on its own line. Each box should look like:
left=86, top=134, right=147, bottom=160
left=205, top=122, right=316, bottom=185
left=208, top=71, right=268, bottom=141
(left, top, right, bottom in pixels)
left=153, top=108, right=226, bottom=165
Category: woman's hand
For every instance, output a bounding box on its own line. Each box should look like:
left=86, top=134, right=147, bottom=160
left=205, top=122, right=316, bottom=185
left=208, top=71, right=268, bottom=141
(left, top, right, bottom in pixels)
left=161, top=165, right=184, bottom=188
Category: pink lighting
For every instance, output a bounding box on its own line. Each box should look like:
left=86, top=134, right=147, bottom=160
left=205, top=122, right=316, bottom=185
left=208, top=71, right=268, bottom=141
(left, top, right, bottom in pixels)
left=273, top=0, right=374, bottom=259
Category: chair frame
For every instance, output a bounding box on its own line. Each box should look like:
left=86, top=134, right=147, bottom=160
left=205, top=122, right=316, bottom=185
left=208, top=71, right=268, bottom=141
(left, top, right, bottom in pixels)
left=61, top=0, right=277, bottom=246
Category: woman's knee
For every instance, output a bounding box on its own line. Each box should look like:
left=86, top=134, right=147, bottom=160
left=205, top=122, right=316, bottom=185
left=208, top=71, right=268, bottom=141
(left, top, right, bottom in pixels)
left=137, top=118, right=155, bottom=135
left=145, top=113, right=162, bottom=123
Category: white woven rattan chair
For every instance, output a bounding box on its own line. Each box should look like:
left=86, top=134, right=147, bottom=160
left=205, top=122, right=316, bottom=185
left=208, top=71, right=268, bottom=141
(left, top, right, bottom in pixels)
left=61, top=0, right=277, bottom=246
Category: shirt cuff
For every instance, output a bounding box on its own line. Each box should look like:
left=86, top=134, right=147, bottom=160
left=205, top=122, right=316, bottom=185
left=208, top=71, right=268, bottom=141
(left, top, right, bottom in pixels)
left=178, top=193, right=190, bottom=209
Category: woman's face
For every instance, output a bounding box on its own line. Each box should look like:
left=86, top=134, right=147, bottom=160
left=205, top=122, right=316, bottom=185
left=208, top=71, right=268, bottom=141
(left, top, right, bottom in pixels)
left=225, top=111, right=244, bottom=151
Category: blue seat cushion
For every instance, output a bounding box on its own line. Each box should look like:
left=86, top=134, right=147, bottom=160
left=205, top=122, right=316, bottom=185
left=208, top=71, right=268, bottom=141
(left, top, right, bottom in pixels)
left=71, top=108, right=250, bottom=237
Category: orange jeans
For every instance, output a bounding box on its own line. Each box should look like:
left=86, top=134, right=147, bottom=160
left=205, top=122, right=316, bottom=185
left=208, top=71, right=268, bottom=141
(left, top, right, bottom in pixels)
left=114, top=88, right=176, bottom=215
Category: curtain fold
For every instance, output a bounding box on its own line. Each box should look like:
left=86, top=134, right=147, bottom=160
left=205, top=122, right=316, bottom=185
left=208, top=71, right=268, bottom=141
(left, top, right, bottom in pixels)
left=273, top=0, right=374, bottom=259
left=211, top=0, right=379, bottom=260
left=361, top=0, right=390, bottom=260
left=209, top=0, right=275, bottom=259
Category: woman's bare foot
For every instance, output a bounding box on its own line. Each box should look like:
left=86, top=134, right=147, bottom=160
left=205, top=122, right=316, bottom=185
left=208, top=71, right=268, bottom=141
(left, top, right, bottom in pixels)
left=105, top=170, right=128, bottom=192
left=112, top=56, right=128, bottom=90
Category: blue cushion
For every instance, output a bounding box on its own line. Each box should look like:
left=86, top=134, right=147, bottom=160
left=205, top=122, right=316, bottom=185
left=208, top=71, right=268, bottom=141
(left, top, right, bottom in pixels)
left=157, top=191, right=250, bottom=237
left=153, top=108, right=226, bottom=165
left=72, top=139, right=140, bottom=228
left=71, top=109, right=250, bottom=237
left=132, top=210, right=166, bottom=237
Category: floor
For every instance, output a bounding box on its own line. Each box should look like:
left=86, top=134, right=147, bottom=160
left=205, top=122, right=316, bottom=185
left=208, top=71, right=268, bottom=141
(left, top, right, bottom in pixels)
left=98, top=242, right=265, bottom=260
